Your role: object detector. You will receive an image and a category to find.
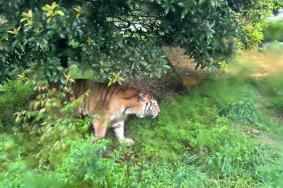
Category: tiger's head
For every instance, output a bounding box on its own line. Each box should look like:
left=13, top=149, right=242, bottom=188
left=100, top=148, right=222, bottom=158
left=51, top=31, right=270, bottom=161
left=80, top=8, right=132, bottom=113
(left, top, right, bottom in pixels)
left=137, top=93, right=160, bottom=118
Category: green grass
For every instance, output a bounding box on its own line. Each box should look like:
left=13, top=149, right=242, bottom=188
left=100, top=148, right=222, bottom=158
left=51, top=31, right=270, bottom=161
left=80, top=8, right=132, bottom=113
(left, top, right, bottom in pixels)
left=264, top=19, right=283, bottom=42
left=1, top=62, right=283, bottom=187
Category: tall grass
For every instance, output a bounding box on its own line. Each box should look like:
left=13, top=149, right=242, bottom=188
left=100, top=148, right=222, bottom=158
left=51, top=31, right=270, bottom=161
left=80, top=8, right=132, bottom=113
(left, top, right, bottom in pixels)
left=264, top=19, right=283, bottom=42
left=1, top=50, right=283, bottom=187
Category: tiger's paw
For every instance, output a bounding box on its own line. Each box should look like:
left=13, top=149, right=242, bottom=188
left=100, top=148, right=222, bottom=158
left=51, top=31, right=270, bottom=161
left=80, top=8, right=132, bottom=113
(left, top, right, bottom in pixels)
left=119, top=138, right=134, bottom=146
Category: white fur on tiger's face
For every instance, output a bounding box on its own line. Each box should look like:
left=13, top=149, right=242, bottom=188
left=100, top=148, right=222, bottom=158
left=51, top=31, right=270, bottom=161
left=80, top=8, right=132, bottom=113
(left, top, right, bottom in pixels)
left=137, top=93, right=160, bottom=118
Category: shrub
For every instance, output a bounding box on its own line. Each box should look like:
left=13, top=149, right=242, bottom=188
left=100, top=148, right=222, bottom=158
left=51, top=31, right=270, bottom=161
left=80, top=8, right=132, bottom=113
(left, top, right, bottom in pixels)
left=0, top=80, right=33, bottom=125
left=0, top=0, right=279, bottom=83
left=56, top=140, right=114, bottom=186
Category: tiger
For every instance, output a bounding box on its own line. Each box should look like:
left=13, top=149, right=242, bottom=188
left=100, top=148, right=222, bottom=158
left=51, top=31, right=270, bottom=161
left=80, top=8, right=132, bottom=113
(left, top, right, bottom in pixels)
left=70, top=79, right=160, bottom=145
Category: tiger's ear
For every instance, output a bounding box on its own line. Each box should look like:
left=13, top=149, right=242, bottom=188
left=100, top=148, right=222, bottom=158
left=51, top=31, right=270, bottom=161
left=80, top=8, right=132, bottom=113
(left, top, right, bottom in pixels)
left=139, top=93, right=146, bottom=101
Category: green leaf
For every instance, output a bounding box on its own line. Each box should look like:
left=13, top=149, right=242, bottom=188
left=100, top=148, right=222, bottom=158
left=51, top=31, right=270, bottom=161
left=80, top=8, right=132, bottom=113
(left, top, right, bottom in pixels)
left=55, top=10, right=65, bottom=16
left=47, top=17, right=52, bottom=23
left=20, top=18, right=29, bottom=23
left=51, top=2, right=58, bottom=9
left=42, top=4, right=52, bottom=12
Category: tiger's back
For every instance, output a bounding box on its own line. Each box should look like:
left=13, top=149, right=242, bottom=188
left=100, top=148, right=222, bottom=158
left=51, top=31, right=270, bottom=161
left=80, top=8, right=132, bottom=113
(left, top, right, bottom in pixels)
left=72, top=79, right=141, bottom=117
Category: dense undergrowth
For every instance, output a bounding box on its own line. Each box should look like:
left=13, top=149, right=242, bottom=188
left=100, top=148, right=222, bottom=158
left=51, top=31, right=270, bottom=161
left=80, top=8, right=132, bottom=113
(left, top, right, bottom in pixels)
left=1, top=50, right=283, bottom=187
left=264, top=19, right=283, bottom=42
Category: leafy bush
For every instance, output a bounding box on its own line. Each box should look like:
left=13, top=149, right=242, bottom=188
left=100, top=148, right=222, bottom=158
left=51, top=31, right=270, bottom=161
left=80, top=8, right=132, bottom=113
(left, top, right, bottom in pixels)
left=0, top=0, right=280, bottom=83
left=57, top=140, right=115, bottom=186
left=0, top=80, right=33, bottom=125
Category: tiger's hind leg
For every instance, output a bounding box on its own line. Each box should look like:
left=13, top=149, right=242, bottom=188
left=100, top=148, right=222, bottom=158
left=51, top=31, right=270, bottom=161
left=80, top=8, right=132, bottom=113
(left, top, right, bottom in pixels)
left=92, top=119, right=107, bottom=142
left=112, top=120, right=134, bottom=146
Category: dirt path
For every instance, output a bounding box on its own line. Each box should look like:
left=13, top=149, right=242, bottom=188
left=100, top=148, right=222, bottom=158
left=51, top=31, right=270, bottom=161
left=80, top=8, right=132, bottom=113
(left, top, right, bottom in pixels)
left=162, top=48, right=283, bottom=86
left=162, top=47, right=208, bottom=87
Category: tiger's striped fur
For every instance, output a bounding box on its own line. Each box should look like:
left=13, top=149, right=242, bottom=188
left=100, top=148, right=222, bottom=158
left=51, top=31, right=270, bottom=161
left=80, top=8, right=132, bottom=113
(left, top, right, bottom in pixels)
left=71, top=79, right=160, bottom=145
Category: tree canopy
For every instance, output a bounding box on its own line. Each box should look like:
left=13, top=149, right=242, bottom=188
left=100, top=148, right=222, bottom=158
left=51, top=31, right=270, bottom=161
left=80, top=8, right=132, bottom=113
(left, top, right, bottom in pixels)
left=0, top=0, right=282, bottom=84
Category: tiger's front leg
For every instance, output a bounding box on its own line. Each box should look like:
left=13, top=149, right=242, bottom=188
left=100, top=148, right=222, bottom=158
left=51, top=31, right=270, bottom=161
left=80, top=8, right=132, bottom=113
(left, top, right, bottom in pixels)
left=92, top=119, right=107, bottom=142
left=112, top=120, right=134, bottom=146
